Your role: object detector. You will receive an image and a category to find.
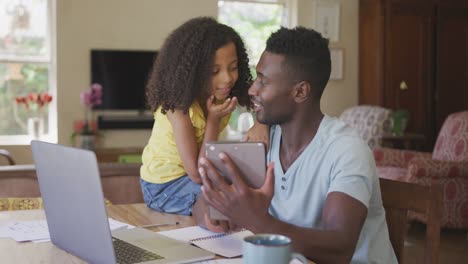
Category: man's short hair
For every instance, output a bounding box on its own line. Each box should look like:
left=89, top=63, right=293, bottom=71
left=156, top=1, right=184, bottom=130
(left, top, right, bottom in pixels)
left=266, top=27, right=331, bottom=100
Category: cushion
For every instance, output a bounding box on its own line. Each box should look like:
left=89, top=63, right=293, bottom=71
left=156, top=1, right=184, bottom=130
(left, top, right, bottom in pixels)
left=0, top=197, right=112, bottom=211
left=0, top=197, right=43, bottom=211
left=118, top=154, right=142, bottom=163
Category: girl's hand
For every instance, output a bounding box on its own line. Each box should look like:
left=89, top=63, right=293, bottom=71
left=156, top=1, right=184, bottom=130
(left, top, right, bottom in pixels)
left=206, top=96, right=237, bottom=121
left=244, top=121, right=270, bottom=151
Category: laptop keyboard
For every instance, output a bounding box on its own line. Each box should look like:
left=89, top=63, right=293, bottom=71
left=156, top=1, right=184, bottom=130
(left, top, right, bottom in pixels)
left=112, top=237, right=164, bottom=264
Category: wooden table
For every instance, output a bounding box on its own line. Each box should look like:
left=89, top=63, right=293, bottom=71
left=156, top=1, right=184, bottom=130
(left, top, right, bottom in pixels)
left=0, top=204, right=314, bottom=264
left=0, top=204, right=194, bottom=263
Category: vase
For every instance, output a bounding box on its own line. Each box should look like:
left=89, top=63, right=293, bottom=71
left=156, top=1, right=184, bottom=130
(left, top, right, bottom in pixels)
left=79, top=135, right=96, bottom=151
left=27, top=117, right=44, bottom=140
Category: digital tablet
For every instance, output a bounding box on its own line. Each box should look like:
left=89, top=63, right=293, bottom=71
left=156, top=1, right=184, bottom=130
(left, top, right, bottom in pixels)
left=205, top=141, right=267, bottom=220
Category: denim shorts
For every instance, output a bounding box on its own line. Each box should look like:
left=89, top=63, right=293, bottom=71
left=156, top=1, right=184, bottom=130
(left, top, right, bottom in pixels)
left=140, top=175, right=202, bottom=216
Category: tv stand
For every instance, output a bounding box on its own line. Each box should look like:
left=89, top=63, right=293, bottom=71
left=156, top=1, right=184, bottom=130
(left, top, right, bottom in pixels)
left=98, top=115, right=154, bottom=129
left=137, top=109, right=147, bottom=117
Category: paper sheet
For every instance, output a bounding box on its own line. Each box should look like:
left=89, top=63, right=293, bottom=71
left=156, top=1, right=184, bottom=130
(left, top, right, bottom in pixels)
left=159, top=226, right=253, bottom=258
left=194, top=259, right=243, bottom=264
left=0, top=225, right=11, bottom=239
left=7, top=220, right=50, bottom=242
left=193, top=257, right=304, bottom=263
left=0, top=218, right=134, bottom=243
left=158, top=225, right=218, bottom=242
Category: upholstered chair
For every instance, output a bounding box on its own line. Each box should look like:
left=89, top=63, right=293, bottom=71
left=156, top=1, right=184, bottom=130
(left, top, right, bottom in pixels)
left=374, top=111, right=468, bottom=229
left=339, top=105, right=393, bottom=148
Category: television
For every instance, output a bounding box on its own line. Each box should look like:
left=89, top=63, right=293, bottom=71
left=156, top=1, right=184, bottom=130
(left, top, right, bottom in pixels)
left=91, top=49, right=157, bottom=111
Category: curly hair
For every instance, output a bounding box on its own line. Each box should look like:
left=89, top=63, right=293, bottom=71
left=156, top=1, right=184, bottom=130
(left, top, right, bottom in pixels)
left=266, top=27, right=331, bottom=100
left=146, top=17, right=252, bottom=114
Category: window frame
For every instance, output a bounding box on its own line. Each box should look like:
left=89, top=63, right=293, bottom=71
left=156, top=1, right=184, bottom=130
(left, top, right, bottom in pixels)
left=0, top=0, right=57, bottom=145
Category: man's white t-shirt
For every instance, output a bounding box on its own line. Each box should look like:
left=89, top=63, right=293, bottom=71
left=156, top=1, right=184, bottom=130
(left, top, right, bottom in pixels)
left=268, top=115, right=397, bottom=264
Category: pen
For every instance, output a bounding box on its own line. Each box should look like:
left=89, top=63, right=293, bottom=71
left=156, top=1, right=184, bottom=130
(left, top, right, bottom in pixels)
left=139, top=222, right=180, bottom=228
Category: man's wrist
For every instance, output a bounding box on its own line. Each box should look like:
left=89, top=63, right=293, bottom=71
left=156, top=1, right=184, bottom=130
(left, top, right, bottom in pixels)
left=249, top=214, right=276, bottom=233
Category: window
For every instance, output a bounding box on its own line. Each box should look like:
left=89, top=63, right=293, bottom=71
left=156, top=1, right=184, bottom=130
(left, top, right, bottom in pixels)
left=0, top=0, right=55, bottom=145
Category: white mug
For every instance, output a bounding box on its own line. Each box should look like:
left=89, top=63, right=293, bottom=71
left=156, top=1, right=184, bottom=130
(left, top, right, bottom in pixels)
left=243, top=234, right=308, bottom=264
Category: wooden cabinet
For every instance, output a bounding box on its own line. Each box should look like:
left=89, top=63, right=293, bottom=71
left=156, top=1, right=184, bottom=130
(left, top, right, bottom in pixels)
left=435, top=4, right=468, bottom=135
left=359, top=0, right=468, bottom=149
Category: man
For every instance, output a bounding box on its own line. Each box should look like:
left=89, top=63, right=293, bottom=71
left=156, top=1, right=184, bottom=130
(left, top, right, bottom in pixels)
left=193, top=27, right=397, bottom=264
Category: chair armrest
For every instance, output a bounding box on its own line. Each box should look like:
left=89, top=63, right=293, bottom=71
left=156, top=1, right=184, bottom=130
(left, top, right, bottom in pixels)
left=408, top=157, right=468, bottom=180
left=407, top=157, right=468, bottom=229
left=373, top=147, right=431, bottom=167
left=0, top=149, right=15, bottom=165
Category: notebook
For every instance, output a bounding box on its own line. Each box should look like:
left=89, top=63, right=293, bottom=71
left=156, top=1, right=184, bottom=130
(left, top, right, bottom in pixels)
left=158, top=226, right=253, bottom=258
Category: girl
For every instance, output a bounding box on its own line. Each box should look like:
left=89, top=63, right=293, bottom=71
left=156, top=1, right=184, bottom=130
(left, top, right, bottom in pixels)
left=140, top=17, right=265, bottom=216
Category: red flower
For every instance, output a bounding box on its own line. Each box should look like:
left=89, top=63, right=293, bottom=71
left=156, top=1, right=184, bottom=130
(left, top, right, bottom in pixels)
left=41, top=93, right=53, bottom=104
left=14, top=92, right=53, bottom=112
left=28, top=92, right=38, bottom=102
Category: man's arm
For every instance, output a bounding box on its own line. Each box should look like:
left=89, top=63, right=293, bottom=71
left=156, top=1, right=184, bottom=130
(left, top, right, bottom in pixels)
left=199, top=154, right=367, bottom=264
left=248, top=193, right=367, bottom=264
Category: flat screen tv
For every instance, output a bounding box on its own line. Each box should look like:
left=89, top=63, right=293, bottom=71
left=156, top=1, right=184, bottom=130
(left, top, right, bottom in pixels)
left=91, top=49, right=157, bottom=110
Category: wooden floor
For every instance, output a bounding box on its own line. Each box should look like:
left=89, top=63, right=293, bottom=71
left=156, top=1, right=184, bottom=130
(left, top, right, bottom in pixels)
left=404, top=222, right=468, bottom=263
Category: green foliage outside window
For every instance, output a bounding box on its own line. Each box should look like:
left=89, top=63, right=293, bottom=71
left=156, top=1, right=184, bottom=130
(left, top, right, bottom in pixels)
left=218, top=1, right=283, bottom=66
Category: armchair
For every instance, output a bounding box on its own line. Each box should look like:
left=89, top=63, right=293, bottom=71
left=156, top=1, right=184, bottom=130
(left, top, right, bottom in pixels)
left=339, top=105, right=393, bottom=148
left=374, top=111, right=468, bottom=229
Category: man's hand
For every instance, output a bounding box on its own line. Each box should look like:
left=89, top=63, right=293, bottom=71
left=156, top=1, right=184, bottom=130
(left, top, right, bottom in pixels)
left=206, top=96, right=237, bottom=121
left=192, top=195, right=239, bottom=233
left=204, top=214, right=241, bottom=233
left=198, top=153, right=275, bottom=231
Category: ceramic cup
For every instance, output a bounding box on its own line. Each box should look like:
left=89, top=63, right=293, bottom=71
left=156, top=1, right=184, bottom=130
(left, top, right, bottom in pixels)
left=243, top=234, right=307, bottom=264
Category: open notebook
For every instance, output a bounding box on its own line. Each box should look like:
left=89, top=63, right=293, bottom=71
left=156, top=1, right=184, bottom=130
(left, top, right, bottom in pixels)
left=158, top=226, right=253, bottom=258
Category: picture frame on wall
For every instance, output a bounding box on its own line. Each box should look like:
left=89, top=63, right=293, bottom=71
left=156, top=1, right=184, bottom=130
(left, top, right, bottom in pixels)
left=312, top=1, right=340, bottom=43
left=330, top=48, right=344, bottom=80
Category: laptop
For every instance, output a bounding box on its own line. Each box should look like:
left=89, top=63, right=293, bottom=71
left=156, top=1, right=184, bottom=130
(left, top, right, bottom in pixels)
left=31, top=140, right=214, bottom=264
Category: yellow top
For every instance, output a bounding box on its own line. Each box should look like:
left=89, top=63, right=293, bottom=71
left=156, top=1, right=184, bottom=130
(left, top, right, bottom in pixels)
left=140, top=101, right=231, bottom=184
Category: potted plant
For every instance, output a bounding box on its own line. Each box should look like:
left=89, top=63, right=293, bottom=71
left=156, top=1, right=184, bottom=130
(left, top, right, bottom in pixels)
left=71, top=83, right=102, bottom=150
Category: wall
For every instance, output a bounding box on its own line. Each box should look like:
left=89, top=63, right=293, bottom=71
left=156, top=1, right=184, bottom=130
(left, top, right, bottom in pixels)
left=298, top=0, right=359, bottom=117
left=4, top=0, right=359, bottom=164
